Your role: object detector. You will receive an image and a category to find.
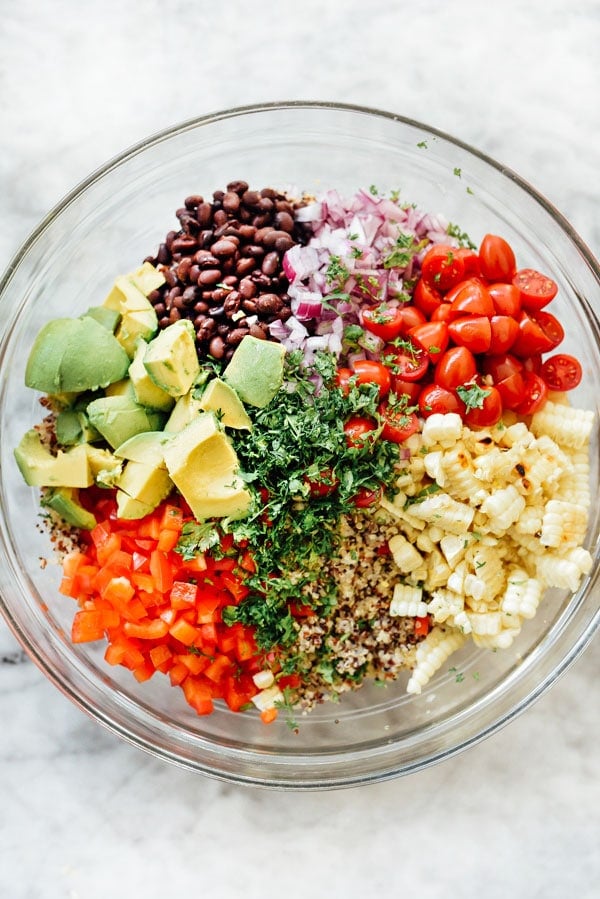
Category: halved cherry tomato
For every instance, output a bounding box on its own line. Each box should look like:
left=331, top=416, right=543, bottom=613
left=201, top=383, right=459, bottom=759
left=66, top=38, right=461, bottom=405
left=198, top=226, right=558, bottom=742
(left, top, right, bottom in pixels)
left=391, top=376, right=423, bottom=404
left=489, top=315, right=519, bottom=354
left=514, top=310, right=564, bottom=357
left=478, top=234, right=517, bottom=282
left=420, top=244, right=466, bottom=291
left=408, top=320, right=449, bottom=362
left=447, top=278, right=495, bottom=319
left=516, top=372, right=549, bottom=415
left=384, top=339, right=429, bottom=382
left=351, top=359, right=392, bottom=397
left=352, top=486, right=383, bottom=508
left=362, top=304, right=405, bottom=341
left=513, top=268, right=558, bottom=311
left=344, top=416, right=377, bottom=448
left=413, top=278, right=443, bottom=316
left=430, top=302, right=454, bottom=324
left=304, top=469, right=339, bottom=497
left=434, top=346, right=478, bottom=390
left=540, top=353, right=583, bottom=391
left=377, top=401, right=420, bottom=443
left=418, top=383, right=464, bottom=417
left=481, top=352, right=524, bottom=384
left=488, top=282, right=522, bottom=317
left=522, top=353, right=543, bottom=374
left=464, top=385, right=503, bottom=428
left=495, top=371, right=526, bottom=410
left=448, top=315, right=491, bottom=354
left=398, top=305, right=427, bottom=332
left=454, top=247, right=481, bottom=277
left=335, top=367, right=355, bottom=395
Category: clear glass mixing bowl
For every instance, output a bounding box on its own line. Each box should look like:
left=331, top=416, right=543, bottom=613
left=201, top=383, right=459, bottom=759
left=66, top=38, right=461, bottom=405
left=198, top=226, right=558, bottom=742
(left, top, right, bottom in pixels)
left=0, top=102, right=599, bottom=789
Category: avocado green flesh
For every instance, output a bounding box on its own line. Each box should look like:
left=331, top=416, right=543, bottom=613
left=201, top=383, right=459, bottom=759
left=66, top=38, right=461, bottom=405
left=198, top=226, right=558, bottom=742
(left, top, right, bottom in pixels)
left=43, top=488, right=97, bottom=530
left=86, top=396, right=166, bottom=449
left=14, top=430, right=92, bottom=488
left=223, top=335, right=285, bottom=408
left=25, top=316, right=130, bottom=394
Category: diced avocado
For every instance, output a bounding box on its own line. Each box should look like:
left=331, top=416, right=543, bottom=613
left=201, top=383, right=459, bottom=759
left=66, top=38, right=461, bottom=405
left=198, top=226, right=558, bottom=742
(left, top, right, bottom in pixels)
left=163, top=412, right=251, bottom=521
left=86, top=395, right=166, bottom=449
left=164, top=391, right=204, bottom=433
left=129, top=341, right=175, bottom=411
left=25, top=317, right=130, bottom=394
left=83, top=305, right=121, bottom=333
left=114, top=431, right=169, bottom=468
left=222, top=335, right=285, bottom=408
left=42, top=487, right=97, bottom=530
left=14, top=430, right=92, bottom=488
left=85, top=445, right=123, bottom=488
left=103, top=275, right=159, bottom=358
left=143, top=320, right=200, bottom=398
left=115, top=460, right=173, bottom=519
left=128, top=262, right=166, bottom=296
left=104, top=378, right=136, bottom=399
left=199, top=378, right=252, bottom=430
left=55, top=409, right=101, bottom=446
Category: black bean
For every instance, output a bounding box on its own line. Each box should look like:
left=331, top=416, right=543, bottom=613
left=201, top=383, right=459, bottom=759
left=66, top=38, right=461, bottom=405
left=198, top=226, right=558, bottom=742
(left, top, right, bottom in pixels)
left=236, top=257, right=256, bottom=277
left=222, top=191, right=241, bottom=214
left=198, top=269, right=222, bottom=286
left=211, top=238, right=237, bottom=257
left=196, top=202, right=213, bottom=227
left=227, top=180, right=249, bottom=195
left=238, top=278, right=256, bottom=299
left=262, top=252, right=279, bottom=276
left=184, top=194, right=203, bottom=209
left=209, top=335, right=226, bottom=358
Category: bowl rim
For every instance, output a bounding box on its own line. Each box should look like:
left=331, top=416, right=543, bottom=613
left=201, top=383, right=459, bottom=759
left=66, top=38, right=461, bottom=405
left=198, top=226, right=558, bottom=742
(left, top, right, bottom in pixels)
left=1, top=100, right=599, bottom=789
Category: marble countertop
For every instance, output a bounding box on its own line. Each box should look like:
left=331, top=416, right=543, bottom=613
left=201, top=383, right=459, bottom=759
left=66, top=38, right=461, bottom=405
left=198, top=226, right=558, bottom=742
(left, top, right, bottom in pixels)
left=1, top=1, right=599, bottom=897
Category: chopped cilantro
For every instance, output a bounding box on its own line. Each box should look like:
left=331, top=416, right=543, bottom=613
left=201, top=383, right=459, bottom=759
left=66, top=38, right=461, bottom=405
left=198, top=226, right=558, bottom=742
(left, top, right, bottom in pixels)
left=456, top=383, right=491, bottom=411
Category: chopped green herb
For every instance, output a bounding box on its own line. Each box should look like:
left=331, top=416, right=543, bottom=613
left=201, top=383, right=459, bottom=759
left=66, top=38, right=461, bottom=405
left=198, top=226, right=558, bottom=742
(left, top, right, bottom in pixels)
left=456, top=383, right=491, bottom=411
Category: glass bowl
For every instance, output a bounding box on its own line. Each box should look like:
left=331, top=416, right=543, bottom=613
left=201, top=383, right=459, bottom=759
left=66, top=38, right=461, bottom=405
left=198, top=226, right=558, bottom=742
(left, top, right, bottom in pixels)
left=1, top=102, right=599, bottom=789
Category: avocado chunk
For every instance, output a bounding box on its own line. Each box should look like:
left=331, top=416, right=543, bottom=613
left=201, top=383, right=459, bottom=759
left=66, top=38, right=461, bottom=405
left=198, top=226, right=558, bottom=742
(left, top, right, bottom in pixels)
left=103, top=270, right=160, bottom=358
left=14, top=430, right=92, bottom=488
left=199, top=378, right=252, bottom=430
left=114, top=431, right=169, bottom=468
left=86, top=395, right=166, bottom=449
left=163, top=412, right=251, bottom=521
left=128, top=262, right=166, bottom=296
left=115, top=460, right=173, bottom=519
left=55, top=409, right=101, bottom=446
left=104, top=378, right=137, bottom=399
left=85, top=446, right=123, bottom=488
left=164, top=391, right=204, bottom=433
left=222, top=335, right=285, bottom=408
left=83, top=305, right=121, bottom=333
left=42, top=487, right=97, bottom=530
left=143, top=320, right=200, bottom=398
left=129, top=341, right=176, bottom=411
left=25, top=316, right=130, bottom=394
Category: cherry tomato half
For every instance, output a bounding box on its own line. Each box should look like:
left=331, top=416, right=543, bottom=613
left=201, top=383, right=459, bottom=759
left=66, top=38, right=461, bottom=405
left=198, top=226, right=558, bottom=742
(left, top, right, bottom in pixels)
left=385, top=340, right=430, bottom=382
left=454, top=247, right=481, bottom=277
left=448, top=315, right=492, bottom=354
left=392, top=377, right=423, bottom=404
left=464, top=385, right=503, bottom=428
left=495, top=371, right=526, bottom=410
left=351, top=360, right=392, bottom=397
left=478, top=234, right=517, bottom=282
left=408, top=320, right=449, bottom=362
left=446, top=278, right=495, bottom=319
left=398, top=305, right=427, bottom=333
left=511, top=310, right=564, bottom=357
left=418, top=383, right=464, bottom=418
left=489, top=315, right=519, bottom=354
left=481, top=352, right=523, bottom=383
left=413, top=278, right=443, bottom=316
left=513, top=268, right=558, bottom=311
left=335, top=367, right=355, bottom=395
left=488, top=282, right=522, bottom=317
left=304, top=469, right=339, bottom=497
left=540, top=353, right=583, bottom=391
left=362, top=304, right=405, bottom=341
left=515, top=372, right=548, bottom=415
left=421, top=244, right=466, bottom=292
left=434, top=346, right=478, bottom=391
left=344, top=416, right=377, bottom=448
left=377, top=401, right=420, bottom=443
left=352, top=486, right=383, bottom=508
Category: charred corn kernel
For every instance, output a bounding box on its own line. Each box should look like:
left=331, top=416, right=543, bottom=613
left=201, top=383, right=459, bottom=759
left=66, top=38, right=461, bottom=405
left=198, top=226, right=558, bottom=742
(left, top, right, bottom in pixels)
left=423, top=450, right=446, bottom=486
left=531, top=401, right=594, bottom=449
left=480, top=484, right=525, bottom=532
left=422, top=412, right=463, bottom=447
left=472, top=627, right=521, bottom=650
left=467, top=611, right=502, bottom=636
left=440, top=534, right=467, bottom=568
left=424, top=548, right=451, bottom=591
left=406, top=627, right=466, bottom=694
left=416, top=531, right=437, bottom=554
left=463, top=573, right=488, bottom=603
left=540, top=499, right=588, bottom=549
left=447, top=561, right=467, bottom=595
left=388, top=534, right=423, bottom=573
left=408, top=492, right=475, bottom=535
left=514, top=503, right=544, bottom=536
left=501, top=570, right=542, bottom=620
left=390, top=583, right=427, bottom=618
left=499, top=421, right=535, bottom=449
left=428, top=588, right=464, bottom=623
left=449, top=610, right=472, bottom=634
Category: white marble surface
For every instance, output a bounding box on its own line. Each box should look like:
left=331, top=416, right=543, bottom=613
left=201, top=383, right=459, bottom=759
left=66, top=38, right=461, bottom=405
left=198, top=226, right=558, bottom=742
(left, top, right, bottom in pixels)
left=1, top=1, right=599, bottom=896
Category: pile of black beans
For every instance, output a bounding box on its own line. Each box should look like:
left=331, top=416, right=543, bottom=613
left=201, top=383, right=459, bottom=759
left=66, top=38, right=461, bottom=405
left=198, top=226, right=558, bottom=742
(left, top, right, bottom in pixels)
left=144, top=180, right=311, bottom=362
